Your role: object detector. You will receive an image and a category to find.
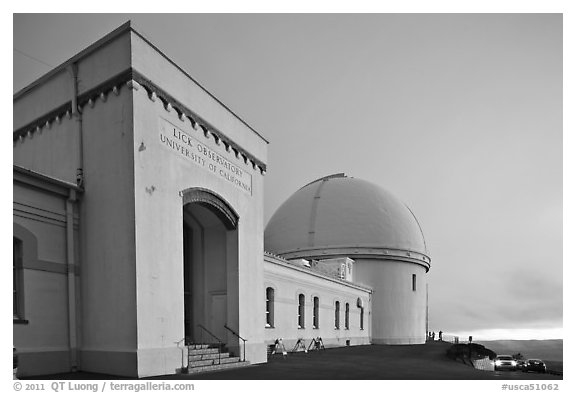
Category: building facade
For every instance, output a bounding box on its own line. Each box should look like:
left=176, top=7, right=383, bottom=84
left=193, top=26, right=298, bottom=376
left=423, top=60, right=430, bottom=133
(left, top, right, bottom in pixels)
left=13, top=22, right=430, bottom=378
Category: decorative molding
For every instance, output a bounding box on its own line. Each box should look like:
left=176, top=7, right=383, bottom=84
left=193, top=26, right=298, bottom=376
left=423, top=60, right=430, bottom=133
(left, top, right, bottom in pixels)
left=132, top=69, right=267, bottom=173
left=13, top=319, right=29, bottom=325
left=126, top=79, right=139, bottom=90
left=272, top=246, right=431, bottom=271
left=264, top=252, right=372, bottom=293
left=14, top=165, right=83, bottom=195
left=23, top=258, right=79, bottom=276
left=13, top=67, right=268, bottom=174
left=13, top=68, right=133, bottom=142
left=181, top=188, right=239, bottom=230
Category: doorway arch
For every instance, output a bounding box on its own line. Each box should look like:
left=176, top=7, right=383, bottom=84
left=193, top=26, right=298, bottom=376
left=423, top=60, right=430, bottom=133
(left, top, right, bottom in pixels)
left=181, top=188, right=239, bottom=346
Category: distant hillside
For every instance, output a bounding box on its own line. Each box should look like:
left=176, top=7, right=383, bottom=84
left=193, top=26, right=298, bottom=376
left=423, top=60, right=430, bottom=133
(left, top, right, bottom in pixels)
left=476, top=340, right=563, bottom=361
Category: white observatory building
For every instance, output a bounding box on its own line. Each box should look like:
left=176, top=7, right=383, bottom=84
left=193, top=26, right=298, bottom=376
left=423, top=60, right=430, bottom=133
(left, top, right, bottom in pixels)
left=13, top=23, right=431, bottom=378
left=265, top=174, right=431, bottom=345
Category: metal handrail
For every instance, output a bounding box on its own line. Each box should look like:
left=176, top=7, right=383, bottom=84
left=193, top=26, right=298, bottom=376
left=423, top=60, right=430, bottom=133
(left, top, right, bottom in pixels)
left=197, top=324, right=222, bottom=365
left=224, top=324, right=247, bottom=362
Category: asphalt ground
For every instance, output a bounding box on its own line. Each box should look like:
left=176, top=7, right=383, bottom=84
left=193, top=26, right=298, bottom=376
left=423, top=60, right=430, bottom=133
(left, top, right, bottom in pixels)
left=22, top=341, right=562, bottom=380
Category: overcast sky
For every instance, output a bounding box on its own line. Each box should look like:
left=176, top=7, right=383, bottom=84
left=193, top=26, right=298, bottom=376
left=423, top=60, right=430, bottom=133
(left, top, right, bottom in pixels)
left=13, top=13, right=563, bottom=340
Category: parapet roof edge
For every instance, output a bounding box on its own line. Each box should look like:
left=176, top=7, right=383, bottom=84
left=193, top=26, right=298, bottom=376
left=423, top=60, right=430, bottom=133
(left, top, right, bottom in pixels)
left=13, top=165, right=83, bottom=193
left=264, top=251, right=373, bottom=293
left=13, top=20, right=269, bottom=145
left=13, top=21, right=133, bottom=100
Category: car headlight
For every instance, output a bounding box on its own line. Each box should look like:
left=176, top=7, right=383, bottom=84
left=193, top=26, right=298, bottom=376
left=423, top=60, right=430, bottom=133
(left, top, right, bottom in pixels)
left=511, top=361, right=517, bottom=366
left=495, top=360, right=502, bottom=366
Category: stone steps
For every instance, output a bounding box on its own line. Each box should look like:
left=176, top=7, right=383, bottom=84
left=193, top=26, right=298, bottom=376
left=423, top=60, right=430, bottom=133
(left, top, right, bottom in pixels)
left=186, top=344, right=249, bottom=374
left=188, top=352, right=230, bottom=362
left=188, top=355, right=242, bottom=368
left=187, top=344, right=210, bottom=350
left=187, top=347, right=220, bottom=355
left=187, top=358, right=250, bottom=374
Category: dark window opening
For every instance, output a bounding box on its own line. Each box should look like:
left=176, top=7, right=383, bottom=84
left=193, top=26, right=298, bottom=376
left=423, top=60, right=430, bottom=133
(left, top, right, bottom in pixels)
left=298, top=294, right=305, bottom=328
left=313, top=296, right=319, bottom=328
left=13, top=238, right=24, bottom=320
left=266, top=287, right=275, bottom=327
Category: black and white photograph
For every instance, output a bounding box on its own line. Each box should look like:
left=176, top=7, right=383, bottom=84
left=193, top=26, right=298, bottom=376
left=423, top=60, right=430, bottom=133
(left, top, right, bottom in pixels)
left=10, top=7, right=569, bottom=389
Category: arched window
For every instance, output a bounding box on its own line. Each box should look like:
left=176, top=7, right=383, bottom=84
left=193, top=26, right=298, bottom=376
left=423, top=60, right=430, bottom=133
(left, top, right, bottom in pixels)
left=298, top=294, right=305, bottom=328
left=335, top=301, right=340, bottom=329
left=266, top=287, right=275, bottom=328
left=313, top=296, right=319, bottom=329
left=345, top=303, right=350, bottom=330
left=13, top=237, right=24, bottom=319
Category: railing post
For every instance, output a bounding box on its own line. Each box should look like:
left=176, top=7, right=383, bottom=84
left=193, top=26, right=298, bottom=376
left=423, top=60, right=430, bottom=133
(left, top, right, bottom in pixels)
left=223, top=324, right=247, bottom=362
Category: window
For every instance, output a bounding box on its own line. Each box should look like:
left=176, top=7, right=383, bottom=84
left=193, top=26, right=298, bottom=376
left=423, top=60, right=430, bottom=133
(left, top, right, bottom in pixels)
left=360, top=307, right=364, bottom=330
left=335, top=301, right=340, bottom=329
left=345, top=303, right=350, bottom=329
left=266, top=287, right=275, bottom=327
left=298, top=294, right=305, bottom=328
left=13, top=238, right=23, bottom=319
left=412, top=274, right=417, bottom=292
left=313, top=296, right=319, bottom=329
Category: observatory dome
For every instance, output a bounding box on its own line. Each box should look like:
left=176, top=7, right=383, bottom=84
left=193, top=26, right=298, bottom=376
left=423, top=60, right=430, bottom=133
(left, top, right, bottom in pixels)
left=265, top=174, right=429, bottom=263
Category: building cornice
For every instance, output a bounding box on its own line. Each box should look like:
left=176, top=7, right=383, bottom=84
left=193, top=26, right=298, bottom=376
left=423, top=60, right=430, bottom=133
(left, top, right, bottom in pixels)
left=13, top=21, right=133, bottom=101
left=272, top=246, right=431, bottom=272
left=131, top=69, right=267, bottom=174
left=264, top=251, right=373, bottom=293
left=13, top=21, right=269, bottom=146
left=13, top=68, right=267, bottom=175
left=129, top=26, right=269, bottom=145
left=13, top=165, right=83, bottom=196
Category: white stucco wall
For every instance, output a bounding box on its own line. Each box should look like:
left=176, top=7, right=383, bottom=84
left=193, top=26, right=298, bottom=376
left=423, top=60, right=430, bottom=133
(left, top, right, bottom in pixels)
left=77, top=87, right=139, bottom=377
left=13, top=180, right=79, bottom=377
left=13, top=117, right=80, bottom=185
left=354, top=259, right=428, bottom=344
left=263, top=254, right=371, bottom=351
left=131, top=79, right=267, bottom=377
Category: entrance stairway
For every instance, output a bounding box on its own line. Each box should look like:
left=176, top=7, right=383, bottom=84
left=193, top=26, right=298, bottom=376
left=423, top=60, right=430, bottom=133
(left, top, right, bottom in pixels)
left=187, top=344, right=250, bottom=374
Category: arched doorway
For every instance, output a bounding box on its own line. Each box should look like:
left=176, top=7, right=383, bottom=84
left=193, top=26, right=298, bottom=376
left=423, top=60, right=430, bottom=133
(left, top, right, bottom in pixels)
left=182, top=189, right=239, bottom=346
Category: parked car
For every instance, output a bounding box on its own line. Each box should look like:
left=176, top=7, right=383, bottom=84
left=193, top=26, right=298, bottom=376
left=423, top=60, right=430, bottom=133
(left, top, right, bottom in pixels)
left=494, top=355, right=517, bottom=371
left=522, top=359, right=547, bottom=373
left=515, top=359, right=526, bottom=370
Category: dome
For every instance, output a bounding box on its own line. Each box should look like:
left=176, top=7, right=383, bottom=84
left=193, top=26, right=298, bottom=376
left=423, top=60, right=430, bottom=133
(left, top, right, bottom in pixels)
left=265, top=174, right=430, bottom=265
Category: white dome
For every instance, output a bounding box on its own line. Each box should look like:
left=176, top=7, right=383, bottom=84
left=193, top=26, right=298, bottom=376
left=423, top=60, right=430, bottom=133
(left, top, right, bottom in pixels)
left=265, top=174, right=430, bottom=266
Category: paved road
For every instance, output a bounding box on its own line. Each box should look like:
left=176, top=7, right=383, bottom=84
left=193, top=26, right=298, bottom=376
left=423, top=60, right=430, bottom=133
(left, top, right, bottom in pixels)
left=23, top=341, right=562, bottom=380
left=167, top=342, right=561, bottom=380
